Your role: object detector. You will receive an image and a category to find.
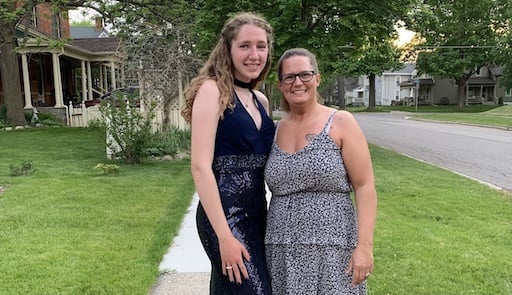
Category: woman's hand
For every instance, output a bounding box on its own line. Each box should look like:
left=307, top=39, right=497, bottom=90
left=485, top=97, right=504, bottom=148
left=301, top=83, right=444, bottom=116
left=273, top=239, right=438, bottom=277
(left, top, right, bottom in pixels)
left=345, top=244, right=374, bottom=286
left=219, top=235, right=251, bottom=284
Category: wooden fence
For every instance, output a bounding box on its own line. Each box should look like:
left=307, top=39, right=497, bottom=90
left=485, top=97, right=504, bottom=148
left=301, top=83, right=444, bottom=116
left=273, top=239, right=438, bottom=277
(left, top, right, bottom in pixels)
left=67, top=100, right=188, bottom=131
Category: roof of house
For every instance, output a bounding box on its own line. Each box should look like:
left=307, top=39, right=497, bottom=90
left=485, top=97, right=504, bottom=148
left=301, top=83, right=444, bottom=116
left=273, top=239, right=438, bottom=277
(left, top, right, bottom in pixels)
left=383, top=63, right=416, bottom=75
left=488, top=66, right=503, bottom=76
left=344, top=77, right=361, bottom=92
left=70, top=27, right=109, bottom=39
left=399, top=78, right=435, bottom=88
left=71, top=37, right=121, bottom=53
left=468, top=77, right=496, bottom=85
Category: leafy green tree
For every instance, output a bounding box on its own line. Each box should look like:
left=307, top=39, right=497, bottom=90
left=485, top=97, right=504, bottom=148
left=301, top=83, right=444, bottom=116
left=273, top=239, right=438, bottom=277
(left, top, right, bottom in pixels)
left=70, top=19, right=93, bottom=26
left=340, top=42, right=402, bottom=110
left=496, top=3, right=512, bottom=91
left=0, top=0, right=29, bottom=126
left=1, top=0, right=198, bottom=127
left=194, top=0, right=412, bottom=109
left=405, top=0, right=509, bottom=110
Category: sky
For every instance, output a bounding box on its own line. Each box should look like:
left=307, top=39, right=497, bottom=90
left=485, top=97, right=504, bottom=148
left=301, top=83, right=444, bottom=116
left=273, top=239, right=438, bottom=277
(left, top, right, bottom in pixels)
left=68, top=8, right=96, bottom=23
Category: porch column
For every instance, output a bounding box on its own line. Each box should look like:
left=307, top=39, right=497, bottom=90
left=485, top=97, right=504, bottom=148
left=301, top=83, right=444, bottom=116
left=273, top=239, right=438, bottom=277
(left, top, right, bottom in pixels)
left=110, top=61, right=116, bottom=90
left=21, top=53, right=33, bottom=109
left=103, top=65, right=108, bottom=92
left=87, top=62, right=92, bottom=100
left=81, top=61, right=87, bottom=101
left=178, top=69, right=185, bottom=129
left=52, top=52, right=64, bottom=107
left=120, top=67, right=125, bottom=88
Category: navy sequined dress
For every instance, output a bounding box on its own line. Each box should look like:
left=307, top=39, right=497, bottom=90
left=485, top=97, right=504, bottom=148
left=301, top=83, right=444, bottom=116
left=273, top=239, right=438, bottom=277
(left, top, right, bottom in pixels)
left=196, top=91, right=275, bottom=295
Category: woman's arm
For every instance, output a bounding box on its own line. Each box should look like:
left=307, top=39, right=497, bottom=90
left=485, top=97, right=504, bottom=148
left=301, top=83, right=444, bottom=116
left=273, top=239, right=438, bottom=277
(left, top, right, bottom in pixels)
left=190, top=80, right=250, bottom=283
left=333, top=111, right=378, bottom=286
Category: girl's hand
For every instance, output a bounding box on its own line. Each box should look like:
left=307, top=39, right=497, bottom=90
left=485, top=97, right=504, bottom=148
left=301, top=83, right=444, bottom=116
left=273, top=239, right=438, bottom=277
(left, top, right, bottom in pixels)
left=220, top=235, right=251, bottom=284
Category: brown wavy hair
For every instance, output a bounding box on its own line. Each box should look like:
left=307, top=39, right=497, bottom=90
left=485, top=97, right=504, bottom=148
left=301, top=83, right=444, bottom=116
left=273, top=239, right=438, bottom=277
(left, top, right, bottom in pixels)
left=181, top=12, right=274, bottom=123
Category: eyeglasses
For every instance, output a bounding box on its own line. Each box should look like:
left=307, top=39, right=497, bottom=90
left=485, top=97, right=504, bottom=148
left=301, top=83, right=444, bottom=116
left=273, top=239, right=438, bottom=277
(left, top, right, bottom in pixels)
left=279, top=71, right=316, bottom=84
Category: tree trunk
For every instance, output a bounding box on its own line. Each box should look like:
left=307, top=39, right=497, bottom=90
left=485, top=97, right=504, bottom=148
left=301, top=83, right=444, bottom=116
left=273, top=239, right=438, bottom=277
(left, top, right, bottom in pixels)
left=367, top=73, right=376, bottom=111
left=262, top=82, right=275, bottom=113
left=0, top=18, right=27, bottom=126
left=336, top=75, right=345, bottom=110
left=456, top=77, right=466, bottom=111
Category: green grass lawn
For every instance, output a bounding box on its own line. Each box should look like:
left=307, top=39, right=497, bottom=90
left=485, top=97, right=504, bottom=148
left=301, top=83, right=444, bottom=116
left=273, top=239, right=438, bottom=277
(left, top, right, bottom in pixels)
left=368, top=146, right=512, bottom=295
left=412, top=104, right=512, bottom=129
left=0, top=128, right=194, bottom=295
left=1, top=125, right=511, bottom=294
left=346, top=104, right=512, bottom=129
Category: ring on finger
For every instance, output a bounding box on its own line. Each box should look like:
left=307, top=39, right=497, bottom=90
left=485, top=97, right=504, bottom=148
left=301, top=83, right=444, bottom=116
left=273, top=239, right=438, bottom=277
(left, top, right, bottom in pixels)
left=226, top=265, right=233, bottom=270
left=365, top=272, right=371, bottom=277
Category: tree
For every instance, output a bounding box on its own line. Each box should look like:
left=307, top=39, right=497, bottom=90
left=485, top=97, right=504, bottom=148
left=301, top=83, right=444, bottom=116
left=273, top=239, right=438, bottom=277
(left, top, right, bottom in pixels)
left=101, top=0, right=200, bottom=130
left=495, top=2, right=512, bottom=91
left=193, top=0, right=412, bottom=108
left=0, top=0, right=29, bottom=126
left=405, top=0, right=509, bottom=111
left=340, top=42, right=402, bottom=110
left=1, top=0, right=85, bottom=126
left=121, top=24, right=201, bottom=131
left=1, top=0, right=200, bottom=127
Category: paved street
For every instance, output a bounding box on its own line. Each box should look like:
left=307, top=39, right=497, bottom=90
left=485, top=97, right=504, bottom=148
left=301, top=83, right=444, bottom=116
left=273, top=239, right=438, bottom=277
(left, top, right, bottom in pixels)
left=354, top=112, right=512, bottom=192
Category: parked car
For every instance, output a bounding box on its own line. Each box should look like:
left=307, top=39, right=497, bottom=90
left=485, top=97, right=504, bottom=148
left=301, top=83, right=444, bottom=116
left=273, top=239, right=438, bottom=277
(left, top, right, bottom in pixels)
left=84, top=86, right=140, bottom=107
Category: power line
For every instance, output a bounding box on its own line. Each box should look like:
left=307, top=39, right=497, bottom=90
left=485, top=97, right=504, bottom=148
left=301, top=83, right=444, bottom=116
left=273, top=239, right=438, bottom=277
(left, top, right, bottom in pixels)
left=413, top=45, right=498, bottom=49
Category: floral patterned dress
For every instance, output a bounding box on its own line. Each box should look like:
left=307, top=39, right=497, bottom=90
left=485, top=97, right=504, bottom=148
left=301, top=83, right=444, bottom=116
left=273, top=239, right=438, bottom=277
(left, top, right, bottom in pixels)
left=264, top=112, right=367, bottom=295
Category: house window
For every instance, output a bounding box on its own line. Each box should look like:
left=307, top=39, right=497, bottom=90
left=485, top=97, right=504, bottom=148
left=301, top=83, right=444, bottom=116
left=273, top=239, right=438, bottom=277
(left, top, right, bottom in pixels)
left=395, top=89, right=400, bottom=100
left=52, top=13, right=62, bottom=38
left=395, top=76, right=401, bottom=86
left=506, top=89, right=512, bottom=97
left=31, top=7, right=38, bottom=28
left=474, top=66, right=481, bottom=76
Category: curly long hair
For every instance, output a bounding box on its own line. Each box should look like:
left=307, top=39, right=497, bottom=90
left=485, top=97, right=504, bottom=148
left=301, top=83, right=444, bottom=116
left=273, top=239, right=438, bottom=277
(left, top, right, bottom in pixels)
left=181, top=12, right=274, bottom=123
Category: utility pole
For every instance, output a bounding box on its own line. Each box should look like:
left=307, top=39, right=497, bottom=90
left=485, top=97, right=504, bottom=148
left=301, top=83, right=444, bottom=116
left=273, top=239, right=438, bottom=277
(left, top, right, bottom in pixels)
left=414, top=78, right=420, bottom=111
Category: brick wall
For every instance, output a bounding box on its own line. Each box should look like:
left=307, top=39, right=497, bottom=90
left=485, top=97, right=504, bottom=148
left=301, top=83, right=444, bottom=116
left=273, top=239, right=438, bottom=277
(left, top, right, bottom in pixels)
left=17, top=2, right=70, bottom=38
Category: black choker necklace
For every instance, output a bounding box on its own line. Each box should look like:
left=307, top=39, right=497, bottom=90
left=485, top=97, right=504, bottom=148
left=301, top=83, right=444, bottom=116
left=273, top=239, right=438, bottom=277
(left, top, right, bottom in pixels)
left=234, top=79, right=252, bottom=89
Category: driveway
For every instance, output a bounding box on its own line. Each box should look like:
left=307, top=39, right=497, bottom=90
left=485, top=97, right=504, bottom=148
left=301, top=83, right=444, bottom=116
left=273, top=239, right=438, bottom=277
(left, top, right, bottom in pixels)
left=354, top=112, right=512, bottom=192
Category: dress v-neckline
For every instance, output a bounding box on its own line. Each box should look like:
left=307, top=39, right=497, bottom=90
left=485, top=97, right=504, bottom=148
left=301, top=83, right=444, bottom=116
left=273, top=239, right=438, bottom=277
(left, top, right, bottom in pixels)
left=274, top=131, right=321, bottom=156
left=274, top=111, right=338, bottom=156
left=235, top=91, right=263, bottom=131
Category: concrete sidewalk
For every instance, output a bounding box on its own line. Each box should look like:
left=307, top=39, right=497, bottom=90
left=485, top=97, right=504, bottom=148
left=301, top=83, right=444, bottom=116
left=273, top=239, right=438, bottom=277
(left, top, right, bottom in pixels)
left=149, top=193, right=211, bottom=295
left=149, top=189, right=272, bottom=295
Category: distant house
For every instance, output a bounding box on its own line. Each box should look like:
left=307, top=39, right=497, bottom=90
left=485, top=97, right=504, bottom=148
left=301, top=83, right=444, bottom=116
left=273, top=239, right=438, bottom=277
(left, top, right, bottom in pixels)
left=70, top=18, right=110, bottom=38
left=399, top=65, right=508, bottom=105
left=348, top=63, right=510, bottom=106
left=375, top=63, right=418, bottom=105
left=0, top=3, right=123, bottom=121
left=344, top=76, right=367, bottom=106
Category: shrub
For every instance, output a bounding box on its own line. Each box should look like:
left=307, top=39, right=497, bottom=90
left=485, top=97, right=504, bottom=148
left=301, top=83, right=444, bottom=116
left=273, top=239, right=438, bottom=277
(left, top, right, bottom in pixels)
left=37, top=112, right=64, bottom=126
left=87, top=118, right=107, bottom=130
left=148, top=128, right=191, bottom=157
left=0, top=105, right=9, bottom=128
left=99, top=93, right=157, bottom=164
left=9, top=160, right=34, bottom=176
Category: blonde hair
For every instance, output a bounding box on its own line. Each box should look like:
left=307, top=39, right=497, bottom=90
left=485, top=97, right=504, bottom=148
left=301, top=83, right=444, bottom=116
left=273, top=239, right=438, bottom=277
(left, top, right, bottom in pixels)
left=277, top=48, right=322, bottom=112
left=181, top=12, right=273, bottom=123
